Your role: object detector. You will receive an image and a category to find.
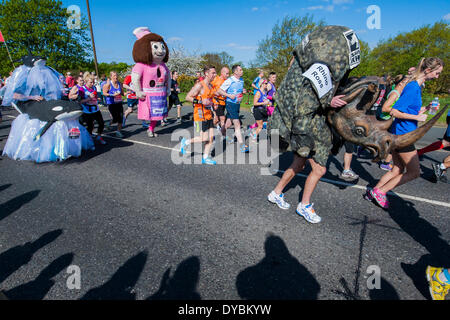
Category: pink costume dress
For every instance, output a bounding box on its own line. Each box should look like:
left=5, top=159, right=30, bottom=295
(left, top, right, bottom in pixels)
left=132, top=62, right=169, bottom=121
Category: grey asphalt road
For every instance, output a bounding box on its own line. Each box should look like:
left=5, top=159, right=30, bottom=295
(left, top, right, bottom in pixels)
left=0, top=105, right=448, bottom=300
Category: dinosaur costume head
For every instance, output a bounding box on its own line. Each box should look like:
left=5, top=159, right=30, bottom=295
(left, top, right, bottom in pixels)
left=328, top=76, right=449, bottom=162
left=270, top=25, right=447, bottom=165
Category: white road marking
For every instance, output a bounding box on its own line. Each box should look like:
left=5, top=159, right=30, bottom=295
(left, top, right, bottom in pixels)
left=273, top=169, right=450, bottom=209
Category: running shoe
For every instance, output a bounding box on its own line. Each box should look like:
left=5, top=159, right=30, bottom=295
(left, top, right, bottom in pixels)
left=115, top=131, right=124, bottom=138
left=432, top=163, right=445, bottom=181
left=426, top=266, right=450, bottom=300
left=122, top=116, right=127, bottom=128
left=177, top=118, right=182, bottom=124
left=364, top=187, right=374, bottom=202
left=96, top=136, right=107, bottom=145
left=240, top=144, right=250, bottom=153
left=180, top=137, right=188, bottom=155
left=225, top=136, right=235, bottom=144
left=340, top=169, right=359, bottom=181
left=147, top=130, right=158, bottom=138
left=142, top=122, right=149, bottom=129
left=296, top=203, right=322, bottom=224
left=370, top=188, right=389, bottom=209
left=379, top=162, right=393, bottom=171
left=267, top=191, right=290, bottom=210
left=160, top=120, right=166, bottom=127
left=202, top=157, right=217, bottom=165
left=251, top=133, right=258, bottom=142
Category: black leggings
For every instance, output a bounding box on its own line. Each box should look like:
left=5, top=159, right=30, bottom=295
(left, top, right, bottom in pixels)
left=82, top=111, right=104, bottom=135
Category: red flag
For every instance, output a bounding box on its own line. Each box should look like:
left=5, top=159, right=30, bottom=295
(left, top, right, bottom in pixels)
left=0, top=30, right=4, bottom=43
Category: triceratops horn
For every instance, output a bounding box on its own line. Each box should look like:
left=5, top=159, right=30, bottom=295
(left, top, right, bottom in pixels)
left=393, top=104, right=449, bottom=150
left=341, top=87, right=366, bottom=104
left=340, top=78, right=380, bottom=95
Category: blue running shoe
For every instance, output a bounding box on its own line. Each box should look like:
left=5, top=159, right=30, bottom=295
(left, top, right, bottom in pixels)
left=296, top=203, right=321, bottom=224
left=202, top=157, right=217, bottom=165
left=240, top=144, right=249, bottom=153
left=180, top=137, right=188, bottom=155
left=142, top=122, right=149, bottom=129
left=122, top=116, right=127, bottom=128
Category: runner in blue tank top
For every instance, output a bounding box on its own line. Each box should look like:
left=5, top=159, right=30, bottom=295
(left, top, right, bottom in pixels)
left=103, top=71, right=124, bottom=138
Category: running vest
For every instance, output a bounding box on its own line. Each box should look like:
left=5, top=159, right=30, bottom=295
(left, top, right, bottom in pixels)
left=211, top=76, right=226, bottom=106
left=82, top=85, right=99, bottom=114
left=225, top=76, right=244, bottom=104
left=267, top=83, right=276, bottom=101
left=255, top=89, right=268, bottom=107
left=105, top=81, right=123, bottom=105
left=194, top=80, right=214, bottom=122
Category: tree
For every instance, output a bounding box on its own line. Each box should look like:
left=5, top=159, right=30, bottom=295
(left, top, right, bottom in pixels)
left=201, top=51, right=234, bottom=72
left=255, top=14, right=325, bottom=85
left=166, top=45, right=202, bottom=76
left=0, top=0, right=91, bottom=76
left=350, top=22, right=449, bottom=94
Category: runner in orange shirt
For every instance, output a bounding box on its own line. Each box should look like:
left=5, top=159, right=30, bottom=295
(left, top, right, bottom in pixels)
left=211, top=67, right=230, bottom=131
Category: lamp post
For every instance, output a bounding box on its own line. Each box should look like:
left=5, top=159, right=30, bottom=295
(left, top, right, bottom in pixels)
left=86, top=0, right=99, bottom=77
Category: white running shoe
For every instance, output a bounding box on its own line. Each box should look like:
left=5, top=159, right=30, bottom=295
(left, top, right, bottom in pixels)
left=296, top=203, right=322, bottom=224
left=267, top=191, right=290, bottom=210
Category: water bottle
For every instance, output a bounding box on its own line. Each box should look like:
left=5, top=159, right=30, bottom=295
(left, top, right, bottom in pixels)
left=430, top=97, right=439, bottom=115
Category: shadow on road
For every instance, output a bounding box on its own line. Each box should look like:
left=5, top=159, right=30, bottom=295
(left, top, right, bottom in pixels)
left=236, top=234, right=320, bottom=300
left=0, top=190, right=41, bottom=222
left=62, top=138, right=134, bottom=165
left=0, top=229, right=63, bottom=284
left=4, top=253, right=74, bottom=300
left=0, top=184, right=12, bottom=193
left=148, top=256, right=201, bottom=300
left=368, top=277, right=400, bottom=300
left=80, top=251, right=148, bottom=300
left=387, top=196, right=450, bottom=300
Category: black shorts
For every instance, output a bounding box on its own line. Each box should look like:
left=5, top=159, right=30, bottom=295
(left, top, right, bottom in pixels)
left=201, top=119, right=214, bottom=132
left=396, top=144, right=416, bottom=153
left=169, top=95, right=182, bottom=108
left=107, top=103, right=124, bottom=124
left=216, top=105, right=226, bottom=117
left=253, top=106, right=268, bottom=121
left=344, top=141, right=355, bottom=153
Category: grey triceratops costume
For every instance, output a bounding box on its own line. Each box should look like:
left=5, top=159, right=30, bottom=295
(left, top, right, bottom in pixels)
left=270, top=25, right=361, bottom=167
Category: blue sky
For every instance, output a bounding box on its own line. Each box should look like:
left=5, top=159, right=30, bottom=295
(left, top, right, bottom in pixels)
left=62, top=0, right=449, bottom=66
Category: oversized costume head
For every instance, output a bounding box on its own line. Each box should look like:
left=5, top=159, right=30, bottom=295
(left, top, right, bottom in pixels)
left=132, top=27, right=169, bottom=65
left=271, top=25, right=448, bottom=165
left=271, top=25, right=362, bottom=165
left=328, top=76, right=449, bottom=162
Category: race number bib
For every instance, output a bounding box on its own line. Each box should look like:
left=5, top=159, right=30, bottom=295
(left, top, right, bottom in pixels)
left=302, top=63, right=333, bottom=98
left=114, top=94, right=122, bottom=103
left=149, top=95, right=167, bottom=118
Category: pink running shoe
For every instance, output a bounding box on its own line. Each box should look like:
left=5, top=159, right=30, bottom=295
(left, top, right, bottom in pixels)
left=370, top=188, right=389, bottom=209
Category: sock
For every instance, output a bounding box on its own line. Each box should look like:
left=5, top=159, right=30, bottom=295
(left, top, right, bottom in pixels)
left=440, top=163, right=446, bottom=170
left=149, top=120, right=157, bottom=132
left=441, top=269, right=450, bottom=284
left=418, top=141, right=444, bottom=156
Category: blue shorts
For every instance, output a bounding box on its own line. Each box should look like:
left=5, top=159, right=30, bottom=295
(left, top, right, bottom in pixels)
left=444, top=116, right=450, bottom=142
left=226, top=102, right=240, bottom=120
left=127, top=99, right=139, bottom=108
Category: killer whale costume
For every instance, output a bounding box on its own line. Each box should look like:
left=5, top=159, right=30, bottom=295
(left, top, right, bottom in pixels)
left=2, top=54, right=94, bottom=162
